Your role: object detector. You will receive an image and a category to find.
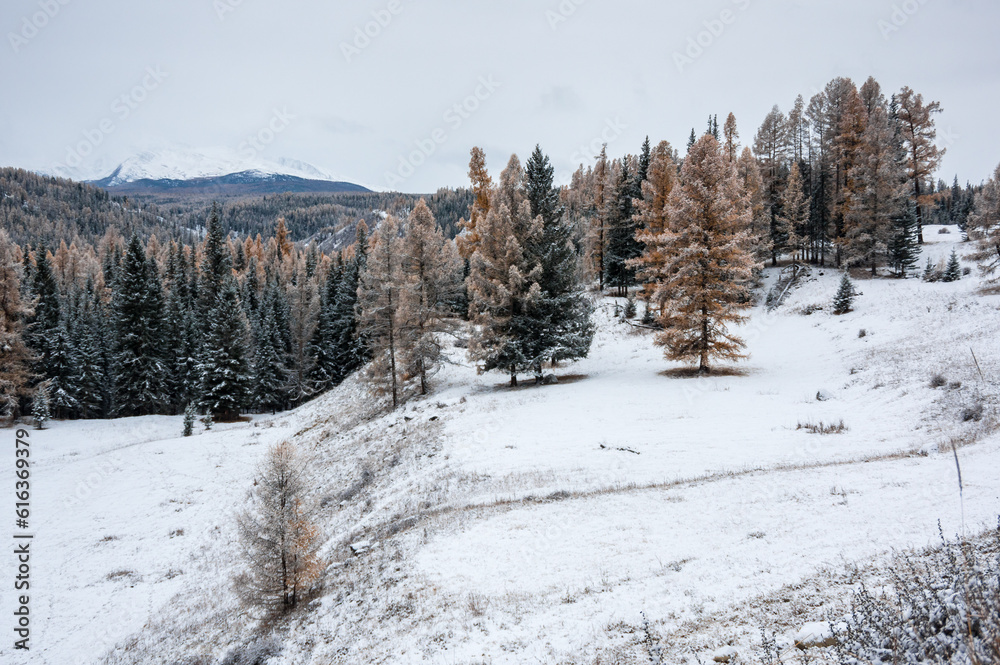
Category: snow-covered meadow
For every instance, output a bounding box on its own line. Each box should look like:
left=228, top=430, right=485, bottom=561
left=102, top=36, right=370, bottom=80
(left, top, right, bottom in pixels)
left=2, top=226, right=998, bottom=665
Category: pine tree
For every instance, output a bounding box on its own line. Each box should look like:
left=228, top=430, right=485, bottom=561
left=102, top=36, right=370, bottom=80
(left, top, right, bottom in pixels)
left=183, top=403, right=196, bottom=436
left=942, top=249, right=962, bottom=282
left=32, top=381, right=51, bottom=429
left=198, top=203, right=232, bottom=326
left=887, top=200, right=920, bottom=278
left=252, top=302, right=291, bottom=414
left=605, top=159, right=641, bottom=295
left=304, top=262, right=342, bottom=395
left=778, top=161, right=811, bottom=263
left=754, top=105, right=790, bottom=265
left=467, top=155, right=543, bottom=386
left=897, top=87, right=945, bottom=244
left=687, top=128, right=697, bottom=152
left=651, top=135, right=757, bottom=374
left=833, top=273, right=855, bottom=314
left=25, top=244, right=61, bottom=379
left=46, top=323, right=82, bottom=419
left=399, top=200, right=463, bottom=395
left=330, top=223, right=368, bottom=381
left=0, top=230, right=35, bottom=425
left=522, top=146, right=594, bottom=373
left=111, top=234, right=169, bottom=417
left=358, top=214, right=409, bottom=408
left=968, top=163, right=1000, bottom=288
left=735, top=147, right=773, bottom=270
left=199, top=276, right=251, bottom=421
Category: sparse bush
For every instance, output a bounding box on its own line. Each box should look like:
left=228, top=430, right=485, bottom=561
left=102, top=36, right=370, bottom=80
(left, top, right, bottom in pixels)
left=948, top=381, right=962, bottom=390
left=797, top=420, right=848, bottom=434
left=831, top=525, right=1000, bottom=665
left=930, top=374, right=948, bottom=388
left=235, top=441, right=323, bottom=614
left=218, top=636, right=282, bottom=665
left=962, top=403, right=984, bottom=422
left=858, top=329, right=867, bottom=338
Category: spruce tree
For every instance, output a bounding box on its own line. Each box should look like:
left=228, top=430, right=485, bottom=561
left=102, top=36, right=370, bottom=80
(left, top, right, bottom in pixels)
left=942, top=249, right=962, bottom=282
left=252, top=304, right=290, bottom=413
left=887, top=200, right=920, bottom=277
left=112, top=234, right=169, bottom=416
left=522, top=146, right=594, bottom=374
left=199, top=276, right=251, bottom=421
left=46, top=323, right=82, bottom=419
left=32, top=381, right=51, bottom=429
left=604, top=159, right=641, bottom=296
left=304, top=262, right=342, bottom=395
left=330, top=223, right=368, bottom=381
left=25, top=244, right=61, bottom=378
left=183, top=403, right=196, bottom=436
left=833, top=273, right=855, bottom=314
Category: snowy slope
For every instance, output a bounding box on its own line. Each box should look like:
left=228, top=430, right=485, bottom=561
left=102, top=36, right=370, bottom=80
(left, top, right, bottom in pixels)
left=3, top=227, right=998, bottom=665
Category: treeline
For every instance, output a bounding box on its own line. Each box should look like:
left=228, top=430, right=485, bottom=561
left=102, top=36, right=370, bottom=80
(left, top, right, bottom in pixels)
left=160, top=188, right=474, bottom=250
left=0, top=168, right=178, bottom=247
left=0, top=167, right=474, bottom=252
left=566, top=76, right=975, bottom=286
left=0, top=211, right=374, bottom=423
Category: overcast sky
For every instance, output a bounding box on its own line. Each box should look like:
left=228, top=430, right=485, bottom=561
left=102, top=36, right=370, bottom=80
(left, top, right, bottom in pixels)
left=1, top=0, right=997, bottom=193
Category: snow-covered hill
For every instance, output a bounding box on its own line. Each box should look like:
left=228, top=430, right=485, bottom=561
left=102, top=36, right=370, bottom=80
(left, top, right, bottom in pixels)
left=89, top=147, right=337, bottom=187
left=3, top=227, right=998, bottom=665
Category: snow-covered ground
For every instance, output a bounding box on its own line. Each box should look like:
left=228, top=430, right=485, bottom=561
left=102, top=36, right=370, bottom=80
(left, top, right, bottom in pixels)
left=2, top=226, right=998, bottom=665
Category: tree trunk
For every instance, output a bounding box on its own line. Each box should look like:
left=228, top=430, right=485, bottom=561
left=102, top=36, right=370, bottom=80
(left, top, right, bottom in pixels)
left=509, top=368, right=517, bottom=387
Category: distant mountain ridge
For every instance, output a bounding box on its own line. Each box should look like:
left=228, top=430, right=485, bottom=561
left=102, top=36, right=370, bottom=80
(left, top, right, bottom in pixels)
left=79, top=147, right=370, bottom=200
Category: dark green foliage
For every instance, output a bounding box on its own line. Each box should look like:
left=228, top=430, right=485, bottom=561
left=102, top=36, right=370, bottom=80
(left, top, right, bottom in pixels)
left=833, top=273, right=855, bottom=314
left=111, top=234, right=169, bottom=416
left=199, top=277, right=251, bottom=421
left=604, top=160, right=641, bottom=296
left=942, top=249, right=962, bottom=282
left=522, top=146, right=594, bottom=376
left=888, top=200, right=921, bottom=277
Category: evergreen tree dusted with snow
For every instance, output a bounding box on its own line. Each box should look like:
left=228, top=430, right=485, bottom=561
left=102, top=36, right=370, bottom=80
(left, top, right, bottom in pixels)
left=25, top=244, right=61, bottom=380
left=329, top=222, right=368, bottom=381
left=45, top=323, right=82, bottom=418
left=252, top=299, right=290, bottom=413
left=32, top=380, right=50, bottom=429
left=466, top=155, right=544, bottom=387
left=199, top=275, right=251, bottom=421
left=833, top=273, right=855, bottom=314
left=304, top=260, right=343, bottom=395
left=111, top=234, right=169, bottom=416
left=604, top=158, right=641, bottom=296
left=522, top=145, right=594, bottom=372
left=647, top=135, right=757, bottom=374
left=942, top=249, right=962, bottom=282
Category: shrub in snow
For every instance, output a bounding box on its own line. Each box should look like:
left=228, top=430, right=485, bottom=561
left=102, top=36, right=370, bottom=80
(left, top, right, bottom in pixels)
left=833, top=274, right=855, bottom=315
left=218, top=636, right=281, bottom=665
left=829, top=525, right=1000, bottom=665
left=641, top=301, right=656, bottom=325
left=200, top=412, right=213, bottom=431
left=930, top=374, right=948, bottom=389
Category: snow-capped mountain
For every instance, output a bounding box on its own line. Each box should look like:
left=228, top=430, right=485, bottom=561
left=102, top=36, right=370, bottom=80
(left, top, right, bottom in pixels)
left=88, top=146, right=335, bottom=187
left=77, top=145, right=369, bottom=197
